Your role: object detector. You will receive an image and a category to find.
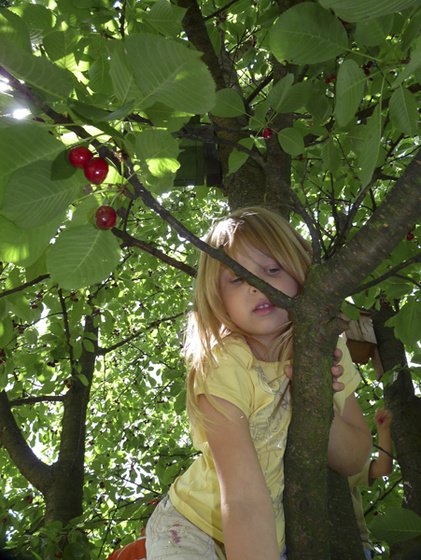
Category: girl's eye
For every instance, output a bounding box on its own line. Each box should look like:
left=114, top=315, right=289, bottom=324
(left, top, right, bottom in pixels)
left=266, top=267, right=281, bottom=275
left=231, top=277, right=243, bottom=284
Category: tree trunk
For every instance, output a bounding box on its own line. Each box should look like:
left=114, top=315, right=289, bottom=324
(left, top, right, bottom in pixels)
left=0, top=315, right=98, bottom=527
left=327, top=469, right=366, bottom=559
left=371, top=307, right=421, bottom=558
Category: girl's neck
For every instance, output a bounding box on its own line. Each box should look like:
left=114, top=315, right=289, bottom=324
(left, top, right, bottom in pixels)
left=245, top=337, right=276, bottom=362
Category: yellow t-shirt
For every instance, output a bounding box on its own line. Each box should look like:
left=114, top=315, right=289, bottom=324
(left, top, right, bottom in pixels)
left=348, top=460, right=374, bottom=551
left=170, top=336, right=360, bottom=551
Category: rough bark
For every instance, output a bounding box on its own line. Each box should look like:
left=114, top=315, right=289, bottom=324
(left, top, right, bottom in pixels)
left=327, top=470, right=366, bottom=559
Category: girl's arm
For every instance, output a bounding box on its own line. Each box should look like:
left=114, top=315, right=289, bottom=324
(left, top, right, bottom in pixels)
left=198, top=394, right=280, bottom=560
left=370, top=408, right=393, bottom=479
left=328, top=392, right=372, bottom=476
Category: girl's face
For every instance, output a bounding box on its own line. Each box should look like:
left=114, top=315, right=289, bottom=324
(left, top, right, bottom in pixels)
left=218, top=245, right=299, bottom=354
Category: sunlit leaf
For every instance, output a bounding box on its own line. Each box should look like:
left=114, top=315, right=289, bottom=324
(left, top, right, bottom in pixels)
left=0, top=38, right=74, bottom=99
left=124, top=33, right=216, bottom=113
left=270, top=3, right=348, bottom=64
left=277, top=127, right=305, bottom=156
left=389, top=86, right=419, bottom=136
left=385, top=299, right=421, bottom=347
left=47, top=226, right=121, bottom=290
left=1, top=160, right=83, bottom=229
left=319, top=0, right=420, bottom=22
left=334, top=59, right=365, bottom=127
left=370, top=507, right=421, bottom=542
left=211, top=88, right=245, bottom=117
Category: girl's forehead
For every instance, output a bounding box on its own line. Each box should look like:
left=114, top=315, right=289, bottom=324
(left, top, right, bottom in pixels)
left=221, top=245, right=278, bottom=275
left=226, top=241, right=275, bottom=261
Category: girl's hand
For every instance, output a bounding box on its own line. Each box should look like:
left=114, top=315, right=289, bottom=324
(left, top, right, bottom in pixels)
left=285, top=347, right=345, bottom=392
left=374, top=408, right=393, bottom=430
left=332, top=347, right=345, bottom=393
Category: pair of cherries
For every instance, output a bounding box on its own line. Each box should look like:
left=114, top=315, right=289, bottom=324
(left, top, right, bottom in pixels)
left=68, top=146, right=108, bottom=185
left=68, top=146, right=116, bottom=230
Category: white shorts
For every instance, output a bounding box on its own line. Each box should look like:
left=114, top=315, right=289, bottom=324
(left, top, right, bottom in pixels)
left=145, top=495, right=287, bottom=560
left=145, top=495, right=223, bottom=559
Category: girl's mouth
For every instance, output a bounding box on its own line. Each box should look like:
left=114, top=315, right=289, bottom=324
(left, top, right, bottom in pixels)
left=254, top=302, right=273, bottom=312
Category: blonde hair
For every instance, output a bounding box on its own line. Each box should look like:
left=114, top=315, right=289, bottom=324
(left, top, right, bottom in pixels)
left=184, top=206, right=312, bottom=425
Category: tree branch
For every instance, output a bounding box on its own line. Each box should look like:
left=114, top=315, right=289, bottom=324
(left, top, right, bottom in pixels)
left=310, top=147, right=421, bottom=307
left=9, top=395, right=65, bottom=407
left=0, top=390, right=51, bottom=492
left=111, top=229, right=196, bottom=278
left=98, top=313, right=185, bottom=355
left=176, top=0, right=227, bottom=91
left=0, top=274, right=50, bottom=298
left=352, top=252, right=421, bottom=295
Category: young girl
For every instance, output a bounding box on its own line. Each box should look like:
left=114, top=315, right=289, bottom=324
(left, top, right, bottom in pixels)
left=145, top=206, right=372, bottom=560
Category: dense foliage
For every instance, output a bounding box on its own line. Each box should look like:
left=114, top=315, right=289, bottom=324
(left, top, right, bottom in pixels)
left=0, top=0, right=420, bottom=558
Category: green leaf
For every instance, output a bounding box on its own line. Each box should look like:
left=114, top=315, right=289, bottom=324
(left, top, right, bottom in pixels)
left=385, top=299, right=421, bottom=347
left=319, top=0, right=420, bottom=23
left=42, top=30, right=78, bottom=62
left=267, top=74, right=294, bottom=112
left=277, top=128, right=305, bottom=156
left=0, top=317, right=14, bottom=349
left=357, top=104, right=381, bottom=187
left=334, top=59, right=365, bottom=127
left=270, top=3, right=348, bottom=64
left=0, top=9, right=31, bottom=53
left=341, top=301, right=360, bottom=321
left=389, top=86, right=419, bottom=136
left=124, top=33, right=216, bottom=113
left=46, top=226, right=121, bottom=290
left=354, top=14, right=394, bottom=46
left=144, top=0, right=186, bottom=38
left=143, top=103, right=192, bottom=132
left=268, top=76, right=311, bottom=113
left=0, top=122, right=64, bottom=204
left=1, top=160, right=83, bottom=229
left=227, top=138, right=254, bottom=175
left=0, top=38, right=74, bottom=99
left=0, top=214, right=64, bottom=267
left=135, top=130, right=180, bottom=178
left=108, top=41, right=142, bottom=104
left=77, top=373, right=90, bottom=385
left=392, top=40, right=421, bottom=88
left=370, top=507, right=421, bottom=543
left=211, top=88, right=245, bottom=117
left=13, top=3, right=54, bottom=38
left=321, top=139, right=341, bottom=173
left=306, top=92, right=332, bottom=124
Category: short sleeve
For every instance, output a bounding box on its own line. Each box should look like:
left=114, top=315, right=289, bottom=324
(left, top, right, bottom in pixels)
left=348, top=458, right=372, bottom=488
left=194, top=339, right=255, bottom=418
left=333, top=336, right=362, bottom=416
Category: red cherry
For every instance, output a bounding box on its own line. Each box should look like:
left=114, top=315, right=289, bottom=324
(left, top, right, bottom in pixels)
left=406, top=232, right=415, bottom=241
left=378, top=417, right=384, bottom=424
left=262, top=128, right=273, bottom=139
left=95, top=206, right=117, bottom=230
left=68, top=146, right=93, bottom=169
left=84, top=157, right=109, bottom=185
